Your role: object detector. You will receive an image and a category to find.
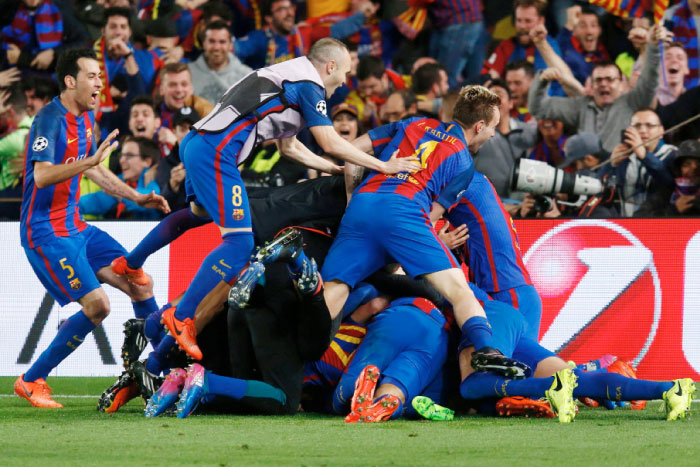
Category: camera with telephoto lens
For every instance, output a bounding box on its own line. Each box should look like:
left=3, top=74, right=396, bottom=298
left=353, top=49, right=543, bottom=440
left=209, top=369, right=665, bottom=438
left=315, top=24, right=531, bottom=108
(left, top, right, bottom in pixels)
left=511, top=159, right=604, bottom=197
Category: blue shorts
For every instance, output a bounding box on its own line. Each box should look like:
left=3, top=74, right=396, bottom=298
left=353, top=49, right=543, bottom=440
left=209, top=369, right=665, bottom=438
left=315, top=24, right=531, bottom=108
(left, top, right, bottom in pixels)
left=511, top=337, right=556, bottom=375
left=490, top=284, right=542, bottom=340
left=332, top=303, right=448, bottom=413
left=24, top=225, right=126, bottom=306
left=181, top=131, right=251, bottom=229
left=321, top=194, right=459, bottom=287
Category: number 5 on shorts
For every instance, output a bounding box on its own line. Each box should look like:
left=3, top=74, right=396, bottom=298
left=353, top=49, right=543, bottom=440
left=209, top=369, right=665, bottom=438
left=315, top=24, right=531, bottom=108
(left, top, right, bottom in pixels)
left=60, top=257, right=75, bottom=279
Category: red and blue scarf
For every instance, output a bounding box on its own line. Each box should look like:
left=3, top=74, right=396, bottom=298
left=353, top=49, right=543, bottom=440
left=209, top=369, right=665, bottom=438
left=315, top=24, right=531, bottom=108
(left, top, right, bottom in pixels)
left=2, top=1, right=63, bottom=52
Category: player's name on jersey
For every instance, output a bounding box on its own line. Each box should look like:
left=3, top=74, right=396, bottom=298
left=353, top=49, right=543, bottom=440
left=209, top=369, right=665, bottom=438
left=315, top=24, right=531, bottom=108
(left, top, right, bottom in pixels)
left=417, top=121, right=458, bottom=145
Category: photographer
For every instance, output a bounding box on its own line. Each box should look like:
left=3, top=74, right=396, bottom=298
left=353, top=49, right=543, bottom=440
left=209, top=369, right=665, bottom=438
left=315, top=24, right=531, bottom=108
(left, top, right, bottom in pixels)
left=603, top=109, right=676, bottom=217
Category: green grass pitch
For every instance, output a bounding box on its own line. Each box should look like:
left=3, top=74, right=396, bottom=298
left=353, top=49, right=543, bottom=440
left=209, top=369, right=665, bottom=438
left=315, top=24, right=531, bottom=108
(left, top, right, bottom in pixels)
left=1, top=377, right=699, bottom=466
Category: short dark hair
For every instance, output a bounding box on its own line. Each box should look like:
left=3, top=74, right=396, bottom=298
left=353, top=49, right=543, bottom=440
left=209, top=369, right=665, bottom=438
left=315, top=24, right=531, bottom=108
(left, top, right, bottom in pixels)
left=103, top=7, right=132, bottom=28
left=453, top=85, right=501, bottom=128
left=591, top=60, right=623, bottom=78
left=580, top=5, right=600, bottom=19
left=6, top=84, right=27, bottom=113
left=202, top=1, right=234, bottom=23
left=412, top=63, right=446, bottom=95
left=130, top=95, right=159, bottom=116
left=262, top=0, right=291, bottom=17
left=357, top=56, right=386, bottom=81
left=488, top=78, right=512, bottom=99
left=23, top=76, right=58, bottom=101
left=122, top=135, right=160, bottom=165
left=505, top=59, right=535, bottom=78
left=56, top=48, right=98, bottom=92
left=204, top=20, right=231, bottom=37
left=392, top=89, right=417, bottom=109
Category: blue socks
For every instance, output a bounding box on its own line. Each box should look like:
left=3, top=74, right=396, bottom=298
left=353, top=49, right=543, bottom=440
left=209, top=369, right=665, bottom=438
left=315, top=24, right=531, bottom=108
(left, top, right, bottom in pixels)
left=132, top=297, right=158, bottom=319
left=288, top=249, right=307, bottom=274
left=24, top=310, right=95, bottom=382
left=573, top=370, right=673, bottom=401
left=460, top=316, right=493, bottom=351
left=460, top=372, right=553, bottom=400
left=145, top=303, right=168, bottom=347
left=126, top=208, right=211, bottom=269
left=207, top=372, right=287, bottom=405
left=174, top=233, right=254, bottom=321
left=146, top=335, right=176, bottom=376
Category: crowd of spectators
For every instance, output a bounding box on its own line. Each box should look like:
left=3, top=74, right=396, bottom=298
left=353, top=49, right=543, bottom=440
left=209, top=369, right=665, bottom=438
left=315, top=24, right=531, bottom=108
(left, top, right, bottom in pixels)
left=2, top=0, right=700, bottom=220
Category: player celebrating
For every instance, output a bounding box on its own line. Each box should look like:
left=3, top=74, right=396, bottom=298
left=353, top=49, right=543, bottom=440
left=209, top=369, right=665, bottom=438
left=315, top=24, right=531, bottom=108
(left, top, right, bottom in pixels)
left=120, top=38, right=418, bottom=362
left=15, top=49, right=170, bottom=408
left=441, top=171, right=542, bottom=339
left=315, top=85, right=527, bottom=376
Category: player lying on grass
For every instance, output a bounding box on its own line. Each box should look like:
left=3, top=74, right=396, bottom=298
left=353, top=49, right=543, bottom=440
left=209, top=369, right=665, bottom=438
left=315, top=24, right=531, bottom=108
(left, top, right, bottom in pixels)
left=15, top=48, right=170, bottom=409
left=301, top=282, right=452, bottom=423
left=415, top=283, right=697, bottom=422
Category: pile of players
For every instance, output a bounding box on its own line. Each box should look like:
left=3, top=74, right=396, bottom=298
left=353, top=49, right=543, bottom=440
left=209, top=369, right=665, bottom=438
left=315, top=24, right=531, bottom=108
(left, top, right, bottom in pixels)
left=14, top=41, right=695, bottom=423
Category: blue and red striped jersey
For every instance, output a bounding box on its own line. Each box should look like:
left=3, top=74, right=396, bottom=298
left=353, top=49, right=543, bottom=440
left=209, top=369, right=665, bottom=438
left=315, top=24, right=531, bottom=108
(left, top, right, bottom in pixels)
left=20, top=97, right=95, bottom=248
left=441, top=172, right=532, bottom=293
left=429, top=0, right=483, bottom=28
left=303, top=321, right=367, bottom=389
left=359, top=118, right=474, bottom=213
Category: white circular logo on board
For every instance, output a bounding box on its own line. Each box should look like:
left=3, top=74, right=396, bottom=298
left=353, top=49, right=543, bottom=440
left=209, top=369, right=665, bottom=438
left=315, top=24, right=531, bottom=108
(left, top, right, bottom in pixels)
left=32, top=137, right=49, bottom=152
left=316, top=100, right=327, bottom=116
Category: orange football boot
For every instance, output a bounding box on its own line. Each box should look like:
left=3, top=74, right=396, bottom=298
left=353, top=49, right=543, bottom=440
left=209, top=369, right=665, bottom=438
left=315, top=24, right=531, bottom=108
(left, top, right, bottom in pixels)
left=350, top=365, right=380, bottom=415
left=14, top=375, right=63, bottom=408
left=111, top=256, right=150, bottom=286
left=496, top=396, right=555, bottom=418
left=161, top=306, right=202, bottom=360
left=352, top=394, right=401, bottom=423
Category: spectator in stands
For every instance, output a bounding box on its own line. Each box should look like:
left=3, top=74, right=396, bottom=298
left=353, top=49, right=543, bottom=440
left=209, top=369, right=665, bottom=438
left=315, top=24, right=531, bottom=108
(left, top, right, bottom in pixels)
left=605, top=108, right=677, bottom=217
left=669, top=140, right=700, bottom=216
left=426, top=0, right=486, bottom=87
left=380, top=89, right=418, bottom=124
left=308, top=102, right=363, bottom=179
left=129, top=95, right=161, bottom=140
left=616, top=15, right=652, bottom=79
left=482, top=0, right=562, bottom=80
left=156, top=106, right=199, bottom=212
left=234, top=0, right=374, bottom=70
left=557, top=5, right=610, bottom=86
left=156, top=62, right=213, bottom=155
left=345, top=55, right=408, bottom=128
left=134, top=19, right=181, bottom=94
left=93, top=7, right=149, bottom=115
left=662, top=0, right=700, bottom=88
left=558, top=131, right=605, bottom=174
left=656, top=41, right=690, bottom=106
left=22, top=75, right=56, bottom=117
left=2, top=0, right=88, bottom=73
left=188, top=21, right=252, bottom=104
left=411, top=62, right=449, bottom=119
left=473, top=79, right=537, bottom=200
left=79, top=136, right=163, bottom=220
left=0, top=85, right=31, bottom=219
left=168, top=0, right=233, bottom=62
left=504, top=60, right=535, bottom=122
left=528, top=24, right=669, bottom=152
left=526, top=119, right=570, bottom=170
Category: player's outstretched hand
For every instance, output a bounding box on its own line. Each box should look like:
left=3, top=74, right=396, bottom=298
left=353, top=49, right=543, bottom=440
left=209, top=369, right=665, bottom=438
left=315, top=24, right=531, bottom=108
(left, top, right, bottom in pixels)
left=438, top=223, right=469, bottom=250
left=381, top=149, right=420, bottom=174
left=137, top=191, right=171, bottom=214
left=90, top=129, right=120, bottom=167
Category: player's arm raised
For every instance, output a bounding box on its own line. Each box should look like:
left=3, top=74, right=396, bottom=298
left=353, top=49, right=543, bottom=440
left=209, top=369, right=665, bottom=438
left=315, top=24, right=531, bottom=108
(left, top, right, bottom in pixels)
left=32, top=130, right=121, bottom=189
left=310, top=125, right=419, bottom=174
left=276, top=136, right=344, bottom=175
